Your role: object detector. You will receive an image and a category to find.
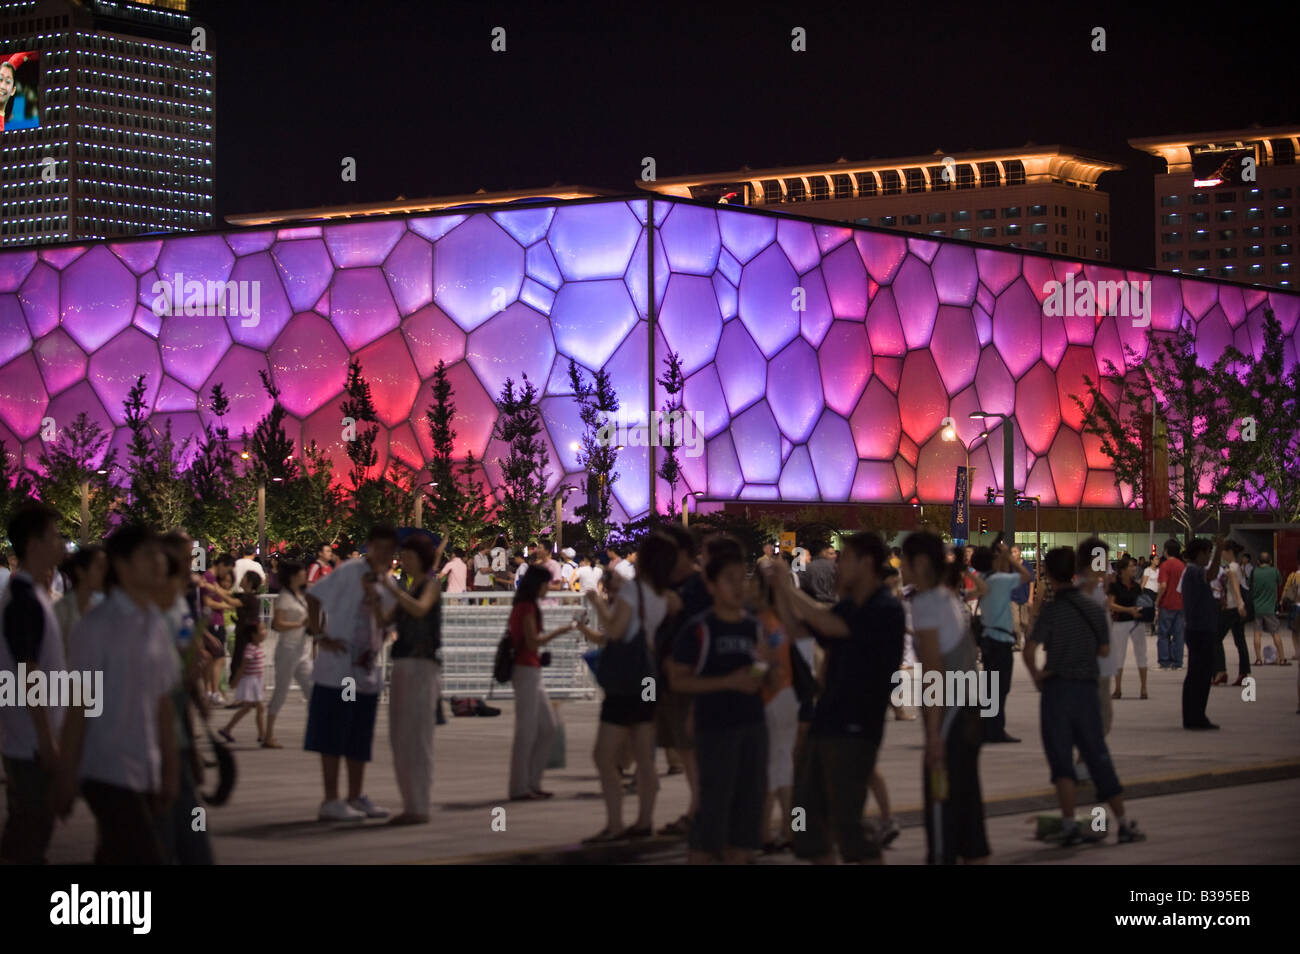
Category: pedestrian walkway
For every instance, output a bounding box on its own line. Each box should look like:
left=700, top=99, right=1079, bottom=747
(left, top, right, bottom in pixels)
left=12, top=642, right=1299, bottom=864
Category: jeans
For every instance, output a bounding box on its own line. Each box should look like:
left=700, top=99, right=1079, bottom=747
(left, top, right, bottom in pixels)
left=1182, top=628, right=1215, bottom=727
left=1156, top=608, right=1185, bottom=667
left=1213, top=608, right=1250, bottom=679
left=979, top=636, right=1014, bottom=740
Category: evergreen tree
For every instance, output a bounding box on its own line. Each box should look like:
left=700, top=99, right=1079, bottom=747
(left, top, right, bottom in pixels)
left=656, top=349, right=687, bottom=518
left=0, top=439, right=35, bottom=539
left=122, top=375, right=193, bottom=530
left=31, top=413, right=117, bottom=542
left=568, top=359, right=620, bottom=547
left=492, top=374, right=550, bottom=545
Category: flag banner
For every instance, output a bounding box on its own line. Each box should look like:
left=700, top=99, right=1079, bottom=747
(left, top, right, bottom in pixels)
left=951, top=465, right=969, bottom=542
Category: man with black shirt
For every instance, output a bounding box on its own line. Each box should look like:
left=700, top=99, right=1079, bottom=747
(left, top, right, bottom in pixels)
left=802, top=543, right=839, bottom=603
left=0, top=504, right=67, bottom=864
left=769, top=531, right=904, bottom=864
left=1023, top=547, right=1145, bottom=846
left=1181, top=537, right=1225, bottom=730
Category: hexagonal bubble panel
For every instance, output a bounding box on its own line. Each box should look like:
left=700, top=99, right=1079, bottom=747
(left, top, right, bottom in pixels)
left=992, top=277, right=1042, bottom=379
left=731, top=400, right=781, bottom=483
left=808, top=412, right=855, bottom=501
left=551, top=279, right=640, bottom=371
left=465, top=302, right=556, bottom=406
left=32, top=328, right=86, bottom=397
left=930, top=243, right=979, bottom=306
left=1014, top=361, right=1061, bottom=456
left=1182, top=279, right=1218, bottom=320
left=821, top=240, right=868, bottom=320
left=0, top=353, right=48, bottom=439
left=1023, top=456, right=1057, bottom=507
left=146, top=411, right=207, bottom=469
left=718, top=206, right=776, bottom=264
left=387, top=421, right=424, bottom=472
left=1083, top=469, right=1121, bottom=506
left=975, top=347, right=1015, bottom=415
left=382, top=231, right=434, bottom=317
left=682, top=363, right=729, bottom=440
left=331, top=267, right=401, bottom=351
left=491, top=206, right=555, bottom=247
left=908, top=236, right=940, bottom=264
left=737, top=243, right=800, bottom=358
left=409, top=214, right=467, bottom=243
left=768, top=337, right=824, bottom=443
left=866, top=286, right=906, bottom=356
left=714, top=321, right=765, bottom=417
left=713, top=272, right=738, bottom=321
left=549, top=203, right=642, bottom=281
left=818, top=320, right=871, bottom=417
left=930, top=305, right=980, bottom=393
left=798, top=267, right=834, bottom=349
left=624, top=226, right=669, bottom=318
left=947, top=383, right=989, bottom=447
left=523, top=241, right=560, bottom=293
left=706, top=430, right=743, bottom=499
left=324, top=220, right=406, bottom=269
left=201, top=345, right=273, bottom=437
left=521, top=278, right=555, bottom=316
left=156, top=375, right=196, bottom=412
left=850, top=378, right=900, bottom=460
left=1193, top=305, right=1233, bottom=369
left=301, top=400, right=364, bottom=485
left=853, top=231, right=907, bottom=284
left=0, top=250, right=36, bottom=292
left=40, top=246, right=86, bottom=270
left=660, top=203, right=720, bottom=275
left=155, top=235, right=235, bottom=301
left=352, top=331, right=421, bottom=427
left=655, top=274, right=723, bottom=378
left=717, top=247, right=742, bottom=286
left=271, top=239, right=334, bottom=313
left=916, top=430, right=968, bottom=502
left=897, top=350, right=948, bottom=445
left=894, top=457, right=916, bottom=500
left=434, top=215, right=526, bottom=332
left=976, top=247, right=1021, bottom=296
left=873, top=355, right=903, bottom=392
left=538, top=395, right=588, bottom=474
left=982, top=418, right=1027, bottom=495
left=815, top=224, right=852, bottom=254
left=604, top=320, right=650, bottom=424
left=777, top=444, right=818, bottom=500
left=411, top=359, right=498, bottom=462
left=227, top=252, right=293, bottom=350
left=61, top=246, right=137, bottom=353
left=107, top=239, right=162, bottom=276
left=777, top=218, right=821, bottom=274
left=1268, top=290, right=1300, bottom=335
left=739, top=483, right=781, bottom=501
left=89, top=327, right=161, bottom=426
left=852, top=460, right=900, bottom=502
left=399, top=302, right=466, bottom=380
left=1047, top=428, right=1086, bottom=506
left=1055, top=346, right=1099, bottom=432
left=0, top=295, right=32, bottom=367
left=159, top=313, right=232, bottom=393
left=225, top=231, right=275, bottom=257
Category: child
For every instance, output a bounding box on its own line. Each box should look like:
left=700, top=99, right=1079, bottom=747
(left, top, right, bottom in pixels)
left=220, top=620, right=267, bottom=744
left=667, top=540, right=770, bottom=864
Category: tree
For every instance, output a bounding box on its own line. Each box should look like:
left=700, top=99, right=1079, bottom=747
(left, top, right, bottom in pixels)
left=656, top=349, right=687, bottom=518
left=275, top=441, right=345, bottom=556
left=568, top=360, right=620, bottom=547
left=187, top=383, right=240, bottom=549
left=0, top=440, right=35, bottom=539
left=31, top=412, right=117, bottom=541
left=492, top=374, right=550, bottom=545
left=1219, top=308, right=1300, bottom=522
left=122, top=375, right=194, bottom=531
left=1073, top=324, right=1240, bottom=543
left=336, top=359, right=412, bottom=537
left=340, top=359, right=380, bottom=492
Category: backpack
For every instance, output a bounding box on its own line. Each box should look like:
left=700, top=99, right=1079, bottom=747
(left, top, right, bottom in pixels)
left=493, top=623, right=516, bottom=684
left=595, top=581, right=653, bottom=696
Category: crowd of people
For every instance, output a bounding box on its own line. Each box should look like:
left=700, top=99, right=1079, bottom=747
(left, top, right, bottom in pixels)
left=2, top=497, right=1298, bottom=865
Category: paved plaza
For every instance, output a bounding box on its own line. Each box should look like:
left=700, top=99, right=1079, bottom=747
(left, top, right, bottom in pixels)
left=11, top=636, right=1299, bottom=865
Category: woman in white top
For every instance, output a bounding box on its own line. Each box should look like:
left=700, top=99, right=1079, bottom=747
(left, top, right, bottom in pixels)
left=1215, top=541, right=1250, bottom=687
left=576, top=534, right=681, bottom=843
left=262, top=560, right=313, bottom=749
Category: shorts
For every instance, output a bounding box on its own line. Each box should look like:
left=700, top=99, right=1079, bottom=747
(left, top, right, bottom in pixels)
left=654, top=689, right=694, bottom=749
left=792, top=734, right=881, bottom=862
left=1258, top=613, right=1280, bottom=634
left=304, top=686, right=380, bottom=762
left=600, top=693, right=656, bottom=726
left=690, top=721, right=768, bottom=855
left=1040, top=678, right=1122, bottom=801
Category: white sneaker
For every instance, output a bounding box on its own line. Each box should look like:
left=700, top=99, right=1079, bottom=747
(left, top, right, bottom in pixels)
left=319, top=799, right=365, bottom=821
left=348, top=795, right=390, bottom=819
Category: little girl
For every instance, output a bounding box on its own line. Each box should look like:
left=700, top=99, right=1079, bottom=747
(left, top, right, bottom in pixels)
left=220, top=619, right=267, bottom=744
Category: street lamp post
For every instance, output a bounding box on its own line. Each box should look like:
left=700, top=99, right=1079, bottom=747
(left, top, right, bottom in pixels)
left=79, top=479, right=90, bottom=546
left=682, top=491, right=704, bottom=527
left=970, top=411, right=1015, bottom=543
left=413, top=481, right=438, bottom=529
left=941, top=425, right=990, bottom=544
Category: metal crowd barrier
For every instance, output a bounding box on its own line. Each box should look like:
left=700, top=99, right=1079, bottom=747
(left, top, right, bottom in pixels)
left=258, top=589, right=598, bottom=701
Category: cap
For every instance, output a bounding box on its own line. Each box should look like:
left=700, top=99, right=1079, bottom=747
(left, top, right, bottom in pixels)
left=561, top=547, right=576, bottom=558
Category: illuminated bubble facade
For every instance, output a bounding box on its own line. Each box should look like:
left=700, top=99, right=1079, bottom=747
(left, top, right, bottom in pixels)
left=1, top=197, right=1296, bottom=520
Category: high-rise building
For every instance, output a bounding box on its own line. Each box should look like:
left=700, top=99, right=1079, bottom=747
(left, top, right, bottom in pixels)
left=0, top=0, right=213, bottom=246
left=639, top=145, right=1123, bottom=261
left=1130, top=126, right=1298, bottom=288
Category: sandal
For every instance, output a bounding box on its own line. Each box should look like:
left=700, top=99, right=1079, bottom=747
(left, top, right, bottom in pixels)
left=1139, top=691, right=1148, bottom=699
left=1279, top=660, right=1291, bottom=666
left=624, top=824, right=653, bottom=839
left=581, top=828, right=625, bottom=844
left=261, top=739, right=282, bottom=749
left=1111, top=690, right=1122, bottom=700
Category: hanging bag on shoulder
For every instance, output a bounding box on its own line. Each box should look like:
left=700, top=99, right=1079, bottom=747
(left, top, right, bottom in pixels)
left=595, top=580, right=651, bottom=696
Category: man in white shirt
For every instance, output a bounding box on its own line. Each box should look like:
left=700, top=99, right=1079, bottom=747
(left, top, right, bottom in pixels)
left=574, top=553, right=603, bottom=595
left=0, top=504, right=68, bottom=864
left=305, top=524, right=399, bottom=822
left=438, top=547, right=468, bottom=594
left=607, top=545, right=637, bottom=582
left=52, top=523, right=181, bottom=864
left=471, top=544, right=492, bottom=590
left=559, top=547, right=578, bottom=589
left=233, top=546, right=262, bottom=593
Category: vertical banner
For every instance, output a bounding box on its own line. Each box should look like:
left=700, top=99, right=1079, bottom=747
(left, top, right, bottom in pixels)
left=951, top=465, right=969, bottom=543
left=1142, top=413, right=1171, bottom=521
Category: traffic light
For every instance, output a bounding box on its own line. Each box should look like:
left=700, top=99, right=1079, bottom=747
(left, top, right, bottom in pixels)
left=1151, top=543, right=1158, bottom=559
left=978, top=516, right=989, bottom=535
left=985, top=486, right=996, bottom=504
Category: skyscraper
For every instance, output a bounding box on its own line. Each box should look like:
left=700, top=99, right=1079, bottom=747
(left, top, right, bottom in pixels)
left=0, top=0, right=213, bottom=246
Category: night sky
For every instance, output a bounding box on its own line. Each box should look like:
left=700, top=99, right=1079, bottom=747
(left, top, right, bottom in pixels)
left=198, top=0, right=1295, bottom=271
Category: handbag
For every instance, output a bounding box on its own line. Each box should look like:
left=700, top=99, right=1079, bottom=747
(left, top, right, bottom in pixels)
left=493, top=631, right=515, bottom=684
left=595, top=581, right=652, bottom=696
